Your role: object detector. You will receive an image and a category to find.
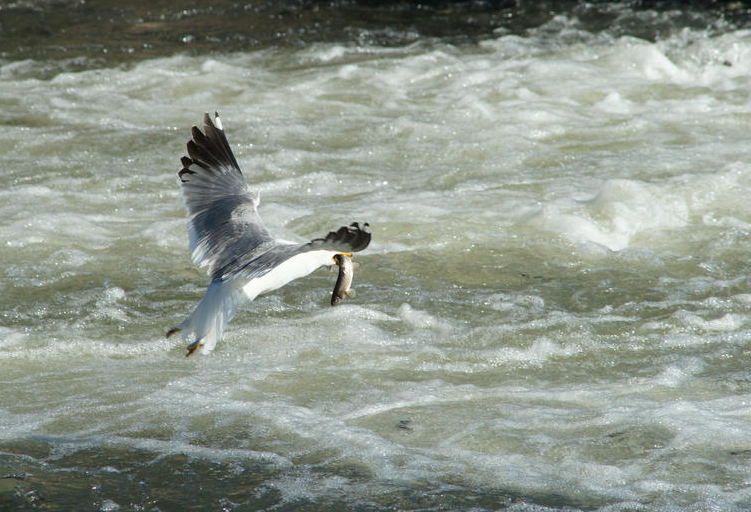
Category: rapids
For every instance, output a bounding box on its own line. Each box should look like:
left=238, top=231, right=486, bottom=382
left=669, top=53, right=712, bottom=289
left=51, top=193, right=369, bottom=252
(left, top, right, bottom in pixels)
left=2, top=4, right=751, bottom=511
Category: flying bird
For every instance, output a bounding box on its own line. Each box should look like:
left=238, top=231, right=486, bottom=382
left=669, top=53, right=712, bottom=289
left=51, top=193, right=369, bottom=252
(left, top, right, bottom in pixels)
left=167, top=113, right=371, bottom=356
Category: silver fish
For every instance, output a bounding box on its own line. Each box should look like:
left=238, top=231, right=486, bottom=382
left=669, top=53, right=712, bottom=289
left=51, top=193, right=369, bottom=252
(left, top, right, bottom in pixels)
left=331, top=253, right=356, bottom=305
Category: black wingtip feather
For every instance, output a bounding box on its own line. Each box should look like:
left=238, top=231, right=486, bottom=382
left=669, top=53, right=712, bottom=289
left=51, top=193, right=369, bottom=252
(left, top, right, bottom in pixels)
left=186, top=138, right=221, bottom=171
left=178, top=113, right=242, bottom=181
left=203, top=112, right=241, bottom=171
left=310, top=222, right=371, bottom=253
left=178, top=168, right=196, bottom=182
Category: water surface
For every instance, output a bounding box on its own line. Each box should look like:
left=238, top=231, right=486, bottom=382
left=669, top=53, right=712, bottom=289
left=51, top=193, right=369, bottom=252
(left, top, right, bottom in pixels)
left=2, top=4, right=751, bottom=512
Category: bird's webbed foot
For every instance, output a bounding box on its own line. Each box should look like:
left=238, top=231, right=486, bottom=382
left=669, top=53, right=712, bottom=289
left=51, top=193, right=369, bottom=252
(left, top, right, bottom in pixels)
left=186, top=340, right=204, bottom=357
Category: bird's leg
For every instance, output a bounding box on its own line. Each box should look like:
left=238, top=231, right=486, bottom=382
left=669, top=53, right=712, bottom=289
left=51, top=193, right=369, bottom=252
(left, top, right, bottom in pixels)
left=165, top=327, right=181, bottom=338
left=185, top=341, right=203, bottom=357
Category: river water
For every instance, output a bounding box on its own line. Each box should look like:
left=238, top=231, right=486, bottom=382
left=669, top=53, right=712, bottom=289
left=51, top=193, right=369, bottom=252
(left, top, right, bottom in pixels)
left=2, top=3, right=751, bottom=511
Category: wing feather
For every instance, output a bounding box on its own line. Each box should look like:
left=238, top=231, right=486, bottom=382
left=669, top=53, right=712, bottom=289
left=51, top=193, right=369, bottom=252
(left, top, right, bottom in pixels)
left=177, top=112, right=271, bottom=277
left=177, top=114, right=371, bottom=284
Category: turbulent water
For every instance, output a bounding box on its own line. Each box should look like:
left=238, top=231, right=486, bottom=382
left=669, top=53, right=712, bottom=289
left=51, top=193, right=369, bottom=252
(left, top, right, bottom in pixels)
left=2, top=7, right=751, bottom=512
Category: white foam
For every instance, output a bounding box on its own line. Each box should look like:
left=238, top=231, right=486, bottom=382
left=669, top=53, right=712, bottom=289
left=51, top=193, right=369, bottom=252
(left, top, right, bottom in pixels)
left=621, top=37, right=690, bottom=82
left=594, top=91, right=635, bottom=114
left=0, top=327, right=27, bottom=349
left=490, top=337, right=579, bottom=366
left=689, top=312, right=742, bottom=332
left=527, top=178, right=690, bottom=251
left=93, top=287, right=129, bottom=322
left=397, top=303, right=450, bottom=331
left=654, top=357, right=705, bottom=387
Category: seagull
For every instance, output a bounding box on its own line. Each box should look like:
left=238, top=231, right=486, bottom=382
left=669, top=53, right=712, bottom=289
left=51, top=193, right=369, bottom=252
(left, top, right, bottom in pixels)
left=166, top=113, right=371, bottom=356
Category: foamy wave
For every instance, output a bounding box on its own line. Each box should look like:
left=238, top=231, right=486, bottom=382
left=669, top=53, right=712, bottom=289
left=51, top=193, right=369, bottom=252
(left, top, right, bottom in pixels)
left=527, top=178, right=688, bottom=251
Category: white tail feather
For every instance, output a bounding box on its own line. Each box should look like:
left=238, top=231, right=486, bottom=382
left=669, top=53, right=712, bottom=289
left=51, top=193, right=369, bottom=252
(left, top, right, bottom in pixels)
left=176, top=279, right=244, bottom=354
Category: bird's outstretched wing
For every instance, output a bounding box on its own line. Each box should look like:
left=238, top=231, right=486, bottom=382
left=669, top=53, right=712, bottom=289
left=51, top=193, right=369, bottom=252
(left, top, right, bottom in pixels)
left=214, top=222, right=372, bottom=281
left=177, top=112, right=273, bottom=279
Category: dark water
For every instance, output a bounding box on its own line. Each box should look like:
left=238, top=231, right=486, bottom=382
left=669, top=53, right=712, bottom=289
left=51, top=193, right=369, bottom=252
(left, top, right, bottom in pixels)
left=0, top=439, right=533, bottom=512
left=2, top=0, right=750, bottom=71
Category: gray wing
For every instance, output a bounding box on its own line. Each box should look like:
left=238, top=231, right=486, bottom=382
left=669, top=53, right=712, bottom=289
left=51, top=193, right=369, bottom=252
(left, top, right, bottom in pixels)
left=177, top=112, right=274, bottom=278
left=216, top=222, right=372, bottom=281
